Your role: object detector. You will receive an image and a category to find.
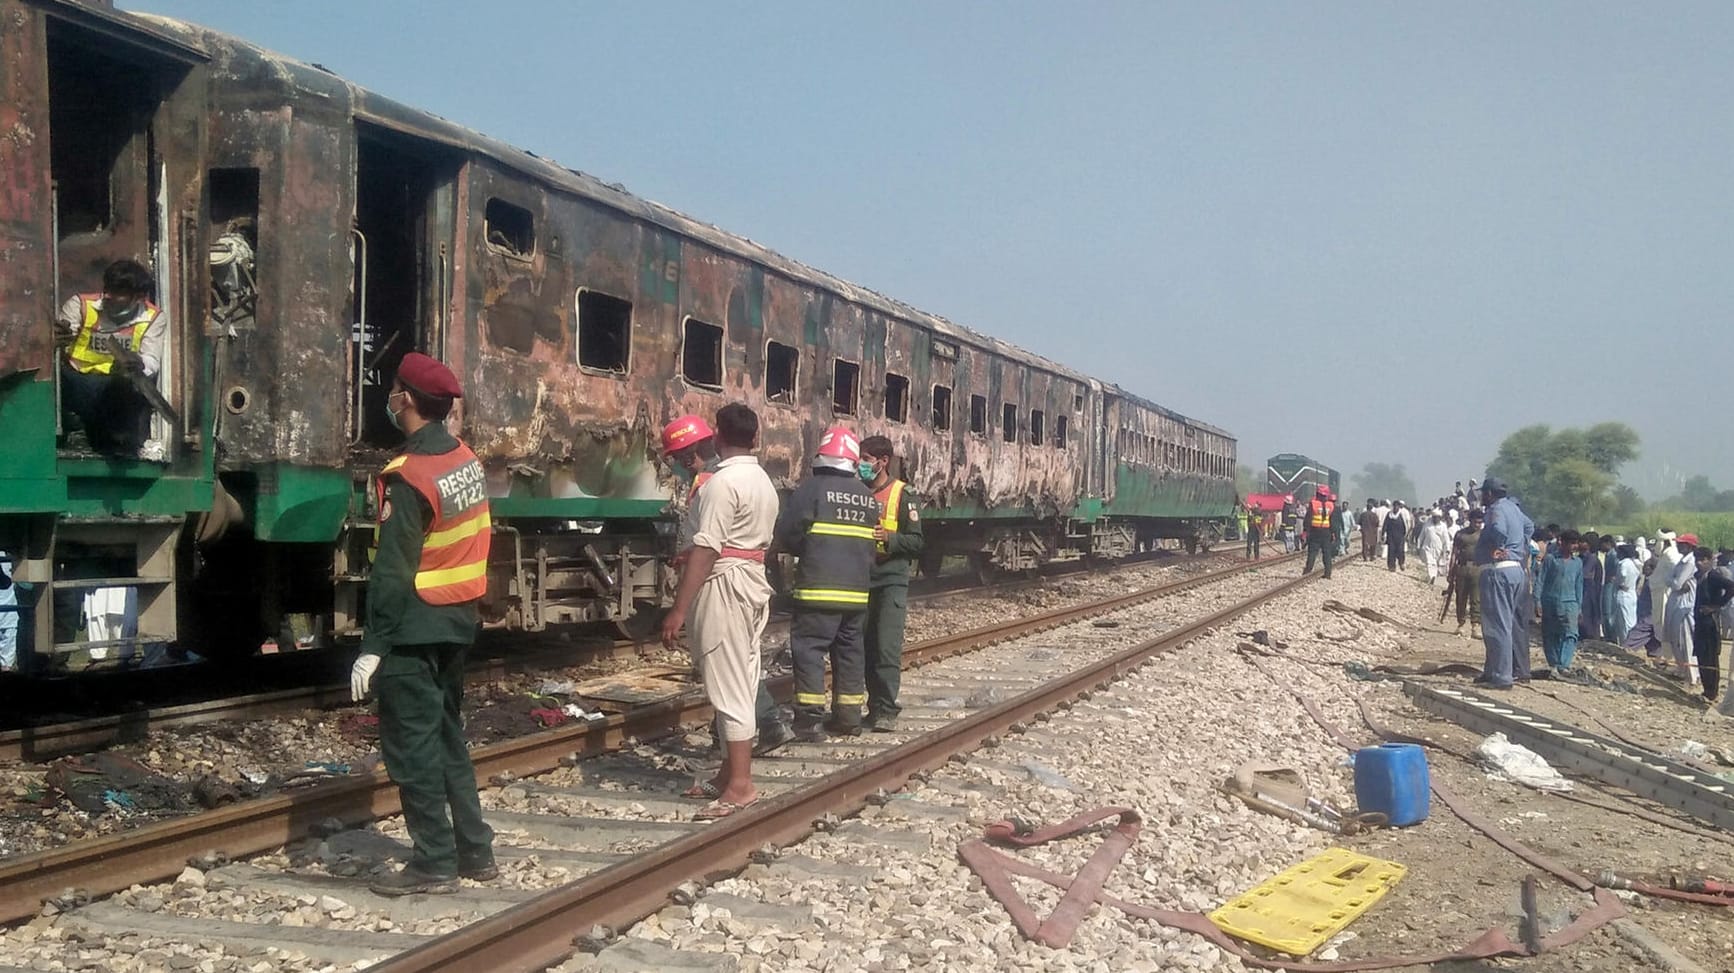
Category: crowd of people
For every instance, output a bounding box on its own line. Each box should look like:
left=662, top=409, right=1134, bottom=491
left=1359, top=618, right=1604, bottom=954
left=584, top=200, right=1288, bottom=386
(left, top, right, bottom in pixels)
left=1380, top=478, right=1734, bottom=710
left=1243, top=475, right=1734, bottom=710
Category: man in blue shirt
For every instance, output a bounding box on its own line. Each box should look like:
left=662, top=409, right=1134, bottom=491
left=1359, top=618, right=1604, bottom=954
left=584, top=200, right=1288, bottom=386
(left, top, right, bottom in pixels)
left=1473, top=477, right=1535, bottom=689
left=1539, top=530, right=1585, bottom=671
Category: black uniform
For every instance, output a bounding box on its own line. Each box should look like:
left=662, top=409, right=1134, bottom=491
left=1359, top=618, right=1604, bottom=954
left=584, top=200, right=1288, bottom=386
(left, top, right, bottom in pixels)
left=1694, top=568, right=1734, bottom=702
left=775, top=467, right=877, bottom=732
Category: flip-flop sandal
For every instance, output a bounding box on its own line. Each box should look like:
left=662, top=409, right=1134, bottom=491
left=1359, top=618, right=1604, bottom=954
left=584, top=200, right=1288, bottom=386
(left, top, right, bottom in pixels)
left=681, top=781, right=721, bottom=800
left=693, top=798, right=755, bottom=821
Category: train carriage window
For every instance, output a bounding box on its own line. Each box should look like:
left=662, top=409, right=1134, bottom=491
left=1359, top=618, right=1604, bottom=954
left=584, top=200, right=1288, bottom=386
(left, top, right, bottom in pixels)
left=1030, top=409, right=1045, bottom=446
left=931, top=385, right=953, bottom=430
left=1055, top=415, right=1069, bottom=449
left=485, top=198, right=534, bottom=257
left=682, top=317, right=725, bottom=389
left=577, top=289, right=632, bottom=372
left=1074, top=391, right=1085, bottom=411
left=832, top=359, right=860, bottom=415
left=969, top=395, right=988, bottom=435
left=1002, top=404, right=1018, bottom=444
left=884, top=372, right=909, bottom=423
left=764, top=341, right=798, bottom=403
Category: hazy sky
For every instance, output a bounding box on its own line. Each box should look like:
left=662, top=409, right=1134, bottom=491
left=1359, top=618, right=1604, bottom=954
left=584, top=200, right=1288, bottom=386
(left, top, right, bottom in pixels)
left=130, top=1, right=1734, bottom=500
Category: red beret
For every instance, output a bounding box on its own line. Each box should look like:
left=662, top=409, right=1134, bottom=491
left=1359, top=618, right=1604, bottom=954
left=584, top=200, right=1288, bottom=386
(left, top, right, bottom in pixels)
left=396, top=352, right=463, bottom=398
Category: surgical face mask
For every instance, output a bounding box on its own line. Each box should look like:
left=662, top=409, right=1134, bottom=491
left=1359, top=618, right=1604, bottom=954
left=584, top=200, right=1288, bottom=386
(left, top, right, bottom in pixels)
left=858, top=460, right=877, bottom=483
left=672, top=461, right=696, bottom=482
left=103, top=296, right=139, bottom=321
left=385, top=391, right=406, bottom=430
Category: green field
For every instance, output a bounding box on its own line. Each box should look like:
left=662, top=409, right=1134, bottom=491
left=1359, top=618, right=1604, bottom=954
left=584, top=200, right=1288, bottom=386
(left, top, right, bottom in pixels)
left=1599, top=512, right=1734, bottom=550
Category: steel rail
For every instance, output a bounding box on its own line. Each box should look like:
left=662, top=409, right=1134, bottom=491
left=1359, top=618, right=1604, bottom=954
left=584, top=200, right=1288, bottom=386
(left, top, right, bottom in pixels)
left=370, top=572, right=1318, bottom=972
left=0, top=552, right=1300, bottom=925
left=1, top=549, right=1239, bottom=762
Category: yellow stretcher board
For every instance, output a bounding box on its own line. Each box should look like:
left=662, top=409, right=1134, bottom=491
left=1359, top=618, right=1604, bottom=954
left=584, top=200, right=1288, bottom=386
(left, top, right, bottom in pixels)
left=1208, top=847, right=1406, bottom=955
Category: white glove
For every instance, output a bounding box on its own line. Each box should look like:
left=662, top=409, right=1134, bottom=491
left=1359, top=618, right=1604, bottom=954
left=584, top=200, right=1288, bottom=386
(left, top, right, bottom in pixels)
left=351, top=653, right=382, bottom=702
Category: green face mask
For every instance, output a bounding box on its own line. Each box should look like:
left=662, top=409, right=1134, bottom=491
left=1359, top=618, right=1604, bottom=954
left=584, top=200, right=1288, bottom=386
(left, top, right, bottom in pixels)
left=858, top=460, right=877, bottom=483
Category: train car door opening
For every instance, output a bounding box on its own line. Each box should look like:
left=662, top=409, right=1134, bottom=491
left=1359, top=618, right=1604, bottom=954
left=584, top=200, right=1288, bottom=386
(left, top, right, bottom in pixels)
left=351, top=125, right=458, bottom=449
left=45, top=15, right=192, bottom=452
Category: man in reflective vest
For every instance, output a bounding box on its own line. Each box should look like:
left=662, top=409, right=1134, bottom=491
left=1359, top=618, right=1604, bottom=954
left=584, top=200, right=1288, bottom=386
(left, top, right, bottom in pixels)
left=350, top=352, right=495, bottom=896
left=858, top=435, right=923, bottom=732
left=54, top=259, right=168, bottom=456
left=1303, top=486, right=1338, bottom=579
left=775, top=426, right=877, bottom=740
left=662, top=415, right=793, bottom=758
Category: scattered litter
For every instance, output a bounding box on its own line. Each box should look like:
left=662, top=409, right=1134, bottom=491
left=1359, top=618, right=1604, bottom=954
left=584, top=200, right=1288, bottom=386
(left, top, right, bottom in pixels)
left=1091, top=620, right=1121, bottom=629
left=965, top=687, right=1004, bottom=709
left=1224, top=763, right=1386, bottom=835
left=1018, top=760, right=1076, bottom=791
left=302, top=761, right=351, bottom=776
left=101, top=789, right=136, bottom=811
left=537, top=679, right=578, bottom=697
left=1680, top=740, right=1710, bottom=760
left=562, top=703, right=606, bottom=722
left=924, top=696, right=966, bottom=709
left=1475, top=733, right=1573, bottom=792
left=529, top=707, right=569, bottom=728
left=239, top=766, right=271, bottom=786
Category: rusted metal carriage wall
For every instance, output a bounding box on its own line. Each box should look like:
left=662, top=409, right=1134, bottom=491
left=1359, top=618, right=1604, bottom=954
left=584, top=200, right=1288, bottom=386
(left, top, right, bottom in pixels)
left=0, top=3, right=56, bottom=379
left=197, top=39, right=353, bottom=467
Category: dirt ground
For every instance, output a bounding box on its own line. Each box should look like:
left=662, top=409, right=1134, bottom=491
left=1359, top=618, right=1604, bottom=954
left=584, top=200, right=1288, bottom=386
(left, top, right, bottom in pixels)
left=1298, top=559, right=1734, bottom=973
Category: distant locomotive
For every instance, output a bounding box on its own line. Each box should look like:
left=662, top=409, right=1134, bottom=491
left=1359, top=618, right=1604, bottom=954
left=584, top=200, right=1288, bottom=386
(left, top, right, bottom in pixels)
left=0, top=0, right=1238, bottom=675
left=1265, top=454, right=1340, bottom=504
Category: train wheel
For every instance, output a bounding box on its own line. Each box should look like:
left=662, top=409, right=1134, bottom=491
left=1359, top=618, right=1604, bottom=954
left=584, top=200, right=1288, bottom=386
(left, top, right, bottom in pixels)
left=613, top=601, right=664, bottom=645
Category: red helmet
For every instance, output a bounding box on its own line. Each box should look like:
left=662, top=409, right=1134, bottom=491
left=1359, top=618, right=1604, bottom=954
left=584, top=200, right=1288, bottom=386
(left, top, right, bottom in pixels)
left=661, top=415, right=713, bottom=454
left=816, top=426, right=861, bottom=463
left=1315, top=486, right=1332, bottom=500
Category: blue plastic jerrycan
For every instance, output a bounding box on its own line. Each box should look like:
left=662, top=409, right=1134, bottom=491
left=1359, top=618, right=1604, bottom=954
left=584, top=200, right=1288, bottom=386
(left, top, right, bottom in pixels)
left=1353, top=743, right=1430, bottom=827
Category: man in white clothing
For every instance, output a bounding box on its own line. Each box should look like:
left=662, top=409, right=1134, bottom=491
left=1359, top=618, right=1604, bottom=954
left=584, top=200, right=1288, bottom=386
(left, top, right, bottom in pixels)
left=1419, top=515, right=1451, bottom=586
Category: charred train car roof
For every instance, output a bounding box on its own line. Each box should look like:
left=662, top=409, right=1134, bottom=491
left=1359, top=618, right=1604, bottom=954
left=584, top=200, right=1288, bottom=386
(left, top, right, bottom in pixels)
left=136, top=10, right=1235, bottom=451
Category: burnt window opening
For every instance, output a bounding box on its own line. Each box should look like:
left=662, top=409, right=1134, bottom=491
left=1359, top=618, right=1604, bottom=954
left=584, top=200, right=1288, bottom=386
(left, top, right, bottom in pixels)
left=209, top=168, right=260, bottom=330
left=1030, top=409, right=1045, bottom=446
left=931, top=385, right=953, bottom=431
left=577, top=290, right=632, bottom=372
left=485, top=198, right=534, bottom=257
left=765, top=341, right=798, bottom=403
left=969, top=395, right=988, bottom=436
left=682, top=317, right=725, bottom=389
left=1055, top=415, right=1069, bottom=449
left=884, top=372, right=909, bottom=423
left=832, top=359, right=861, bottom=416
left=1002, top=404, right=1018, bottom=444
left=1074, top=391, right=1085, bottom=411
left=49, top=33, right=155, bottom=237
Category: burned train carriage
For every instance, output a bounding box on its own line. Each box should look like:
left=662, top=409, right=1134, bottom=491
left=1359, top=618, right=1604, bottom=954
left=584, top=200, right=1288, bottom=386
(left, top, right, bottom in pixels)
left=0, top=0, right=1237, bottom=673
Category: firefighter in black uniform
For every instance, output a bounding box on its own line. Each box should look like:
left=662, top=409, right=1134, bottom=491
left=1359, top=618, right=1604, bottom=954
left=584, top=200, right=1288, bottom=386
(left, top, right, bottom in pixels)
left=859, top=435, right=924, bottom=733
left=775, top=426, right=877, bottom=740
left=1303, top=486, right=1338, bottom=579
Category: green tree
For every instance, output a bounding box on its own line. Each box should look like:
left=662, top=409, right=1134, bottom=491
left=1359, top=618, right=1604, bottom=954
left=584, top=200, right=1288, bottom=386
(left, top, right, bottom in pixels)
left=1485, top=422, right=1640, bottom=524
left=1658, top=474, right=1734, bottom=512
left=1351, top=462, right=1418, bottom=502
left=1609, top=484, right=1645, bottom=521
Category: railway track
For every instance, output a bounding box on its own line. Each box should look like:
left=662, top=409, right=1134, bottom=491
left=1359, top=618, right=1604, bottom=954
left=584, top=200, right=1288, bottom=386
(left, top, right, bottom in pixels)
left=0, top=548, right=1242, bottom=762
left=0, top=551, right=1312, bottom=972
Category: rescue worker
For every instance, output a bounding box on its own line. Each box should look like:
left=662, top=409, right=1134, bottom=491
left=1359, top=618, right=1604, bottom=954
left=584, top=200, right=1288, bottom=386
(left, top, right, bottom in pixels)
left=1279, top=502, right=1299, bottom=552
left=1303, top=487, right=1336, bottom=578
left=660, top=404, right=782, bottom=818
left=349, top=353, right=495, bottom=896
left=858, top=436, right=924, bottom=732
left=55, top=259, right=168, bottom=456
left=661, top=415, right=794, bottom=760
left=775, top=427, right=876, bottom=740
left=1243, top=501, right=1263, bottom=561
left=1473, top=477, right=1534, bottom=690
